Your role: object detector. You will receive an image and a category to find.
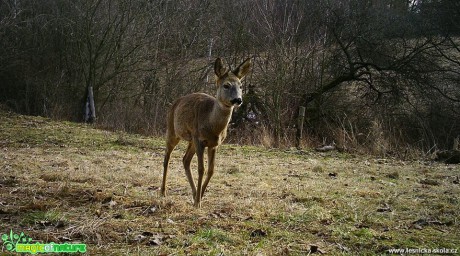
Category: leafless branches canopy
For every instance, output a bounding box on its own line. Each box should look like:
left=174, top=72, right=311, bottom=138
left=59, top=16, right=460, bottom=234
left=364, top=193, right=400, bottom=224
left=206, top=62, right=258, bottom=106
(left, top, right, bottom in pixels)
left=1, top=0, right=459, bottom=152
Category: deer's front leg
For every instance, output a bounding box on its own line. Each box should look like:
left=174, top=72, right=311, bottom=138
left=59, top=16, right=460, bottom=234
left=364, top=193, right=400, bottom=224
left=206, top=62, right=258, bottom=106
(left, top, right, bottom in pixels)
left=183, top=142, right=197, bottom=198
left=194, top=139, right=205, bottom=208
left=201, top=147, right=216, bottom=199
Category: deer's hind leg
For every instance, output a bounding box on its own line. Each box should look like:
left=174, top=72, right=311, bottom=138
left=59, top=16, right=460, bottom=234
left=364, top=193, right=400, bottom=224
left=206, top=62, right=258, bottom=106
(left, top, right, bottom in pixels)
left=161, top=135, right=179, bottom=196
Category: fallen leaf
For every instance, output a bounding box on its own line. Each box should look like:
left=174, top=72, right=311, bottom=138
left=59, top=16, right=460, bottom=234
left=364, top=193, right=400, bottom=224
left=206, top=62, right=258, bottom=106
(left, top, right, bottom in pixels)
left=413, top=224, right=423, bottom=230
left=55, top=221, right=66, bottom=228
left=250, top=229, right=267, bottom=237
left=38, top=220, right=52, bottom=226
left=210, top=210, right=228, bottom=219
left=96, top=233, right=102, bottom=244
left=141, top=231, right=154, bottom=237
left=355, top=223, right=370, bottom=228
left=133, top=234, right=146, bottom=242
left=59, top=236, right=72, bottom=242
left=113, top=213, right=123, bottom=219
left=108, top=200, right=117, bottom=208
left=244, top=216, right=254, bottom=221
left=336, top=243, right=350, bottom=252
left=101, top=196, right=112, bottom=204
left=309, top=244, right=325, bottom=254
left=147, top=238, right=162, bottom=246
left=377, top=203, right=392, bottom=212
left=386, top=171, right=399, bottom=179
left=320, top=219, right=332, bottom=225
left=411, top=218, right=433, bottom=229
left=149, top=206, right=157, bottom=214
left=419, top=179, right=439, bottom=186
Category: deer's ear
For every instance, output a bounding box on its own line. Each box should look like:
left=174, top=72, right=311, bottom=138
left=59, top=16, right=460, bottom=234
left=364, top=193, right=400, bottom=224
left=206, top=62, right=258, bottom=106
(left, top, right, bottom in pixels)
left=214, top=58, right=228, bottom=78
left=233, top=58, right=251, bottom=79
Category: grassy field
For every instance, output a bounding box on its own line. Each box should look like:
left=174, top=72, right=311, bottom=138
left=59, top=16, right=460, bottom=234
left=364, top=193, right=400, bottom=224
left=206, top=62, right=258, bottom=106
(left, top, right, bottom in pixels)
left=0, top=110, right=459, bottom=255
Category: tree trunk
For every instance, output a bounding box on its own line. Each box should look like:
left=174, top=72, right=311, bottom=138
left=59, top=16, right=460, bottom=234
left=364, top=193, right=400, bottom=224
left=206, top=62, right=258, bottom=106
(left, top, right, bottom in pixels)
left=84, top=86, right=96, bottom=123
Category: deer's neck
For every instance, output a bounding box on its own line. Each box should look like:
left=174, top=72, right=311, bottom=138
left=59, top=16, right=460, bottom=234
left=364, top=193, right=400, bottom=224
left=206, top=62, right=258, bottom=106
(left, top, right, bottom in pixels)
left=210, top=101, right=233, bottom=134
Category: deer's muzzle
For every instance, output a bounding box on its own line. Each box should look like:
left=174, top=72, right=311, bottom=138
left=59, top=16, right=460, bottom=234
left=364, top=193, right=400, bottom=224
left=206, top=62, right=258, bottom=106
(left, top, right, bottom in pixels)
left=230, top=98, right=243, bottom=106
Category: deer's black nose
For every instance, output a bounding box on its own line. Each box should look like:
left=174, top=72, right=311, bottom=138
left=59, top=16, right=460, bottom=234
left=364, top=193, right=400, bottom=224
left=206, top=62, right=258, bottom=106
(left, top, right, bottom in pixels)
left=231, top=98, right=243, bottom=105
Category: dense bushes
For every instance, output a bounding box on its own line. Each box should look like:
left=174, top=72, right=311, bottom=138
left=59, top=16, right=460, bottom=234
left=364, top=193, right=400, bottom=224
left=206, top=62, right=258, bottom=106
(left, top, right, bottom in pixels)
left=0, top=0, right=459, bottom=154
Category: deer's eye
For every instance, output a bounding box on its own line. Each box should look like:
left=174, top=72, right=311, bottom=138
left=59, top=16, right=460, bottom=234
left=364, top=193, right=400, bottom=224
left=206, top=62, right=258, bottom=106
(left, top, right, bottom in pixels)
left=223, top=84, right=230, bottom=89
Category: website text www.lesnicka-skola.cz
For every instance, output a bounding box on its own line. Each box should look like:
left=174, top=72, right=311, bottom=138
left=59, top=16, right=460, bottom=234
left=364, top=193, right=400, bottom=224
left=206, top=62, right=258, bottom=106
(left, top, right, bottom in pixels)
left=388, top=248, right=458, bottom=254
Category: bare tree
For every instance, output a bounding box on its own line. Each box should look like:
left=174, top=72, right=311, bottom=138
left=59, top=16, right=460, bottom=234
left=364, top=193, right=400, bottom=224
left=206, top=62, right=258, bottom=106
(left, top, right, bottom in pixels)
left=1, top=0, right=459, bottom=151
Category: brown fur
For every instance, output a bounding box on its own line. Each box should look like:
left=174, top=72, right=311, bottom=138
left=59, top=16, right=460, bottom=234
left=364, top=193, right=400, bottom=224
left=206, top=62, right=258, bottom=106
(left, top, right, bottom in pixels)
left=161, top=57, right=251, bottom=208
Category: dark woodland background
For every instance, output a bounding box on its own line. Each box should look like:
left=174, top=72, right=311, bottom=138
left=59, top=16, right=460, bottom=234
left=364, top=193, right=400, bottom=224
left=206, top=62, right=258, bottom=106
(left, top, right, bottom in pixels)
left=1, top=0, right=459, bottom=156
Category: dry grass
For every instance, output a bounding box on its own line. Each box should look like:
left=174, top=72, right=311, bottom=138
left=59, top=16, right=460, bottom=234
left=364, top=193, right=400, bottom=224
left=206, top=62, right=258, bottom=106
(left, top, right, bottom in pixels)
left=1, top=110, right=459, bottom=255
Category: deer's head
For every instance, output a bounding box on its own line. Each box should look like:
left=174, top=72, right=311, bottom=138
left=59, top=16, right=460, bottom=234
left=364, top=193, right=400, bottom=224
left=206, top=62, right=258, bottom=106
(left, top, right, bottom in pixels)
left=214, top=58, right=251, bottom=108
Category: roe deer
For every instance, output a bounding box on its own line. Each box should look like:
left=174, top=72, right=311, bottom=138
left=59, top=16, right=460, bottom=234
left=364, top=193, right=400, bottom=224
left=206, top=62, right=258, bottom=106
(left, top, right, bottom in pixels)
left=161, top=57, right=251, bottom=208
